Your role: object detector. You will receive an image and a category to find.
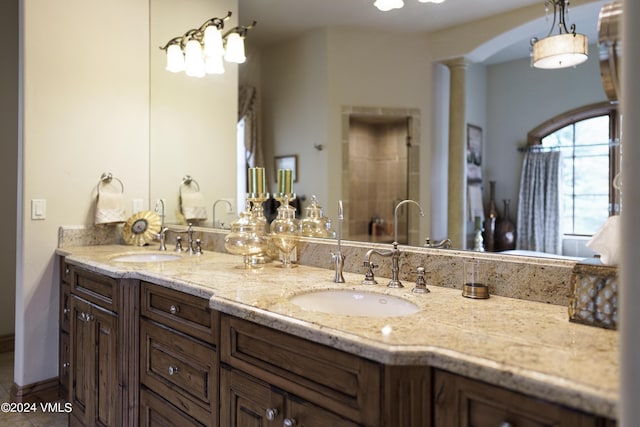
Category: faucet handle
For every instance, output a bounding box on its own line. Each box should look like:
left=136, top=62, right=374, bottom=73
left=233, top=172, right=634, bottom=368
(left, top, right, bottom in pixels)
left=175, top=236, right=183, bottom=252
left=362, top=260, right=378, bottom=285
left=194, top=238, right=203, bottom=255
left=412, top=266, right=430, bottom=294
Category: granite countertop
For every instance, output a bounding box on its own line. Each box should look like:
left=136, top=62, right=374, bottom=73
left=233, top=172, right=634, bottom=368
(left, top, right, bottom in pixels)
left=57, top=244, right=619, bottom=419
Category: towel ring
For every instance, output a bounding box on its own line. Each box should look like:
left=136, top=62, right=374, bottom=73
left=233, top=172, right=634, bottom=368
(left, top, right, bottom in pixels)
left=97, top=172, right=124, bottom=195
left=180, top=175, right=200, bottom=195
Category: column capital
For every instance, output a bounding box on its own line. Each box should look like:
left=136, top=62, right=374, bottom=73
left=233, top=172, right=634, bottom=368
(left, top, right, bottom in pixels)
left=443, top=57, right=472, bottom=70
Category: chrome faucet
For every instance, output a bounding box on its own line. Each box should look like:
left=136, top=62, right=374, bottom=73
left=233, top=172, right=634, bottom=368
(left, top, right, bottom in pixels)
left=424, top=237, right=452, bottom=249
left=362, top=199, right=425, bottom=288
left=155, top=199, right=168, bottom=251
left=212, top=199, right=233, bottom=229
left=331, top=200, right=345, bottom=283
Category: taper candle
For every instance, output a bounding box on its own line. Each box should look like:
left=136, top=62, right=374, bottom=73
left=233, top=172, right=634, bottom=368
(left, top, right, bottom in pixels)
left=247, top=167, right=257, bottom=194
left=255, top=167, right=265, bottom=194
left=278, top=169, right=292, bottom=194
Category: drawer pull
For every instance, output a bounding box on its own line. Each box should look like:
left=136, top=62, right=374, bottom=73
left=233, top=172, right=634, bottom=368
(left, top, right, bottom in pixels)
left=62, top=362, right=70, bottom=369
left=63, top=307, right=70, bottom=315
left=283, top=418, right=297, bottom=427
left=168, top=365, right=179, bottom=376
left=265, top=408, right=279, bottom=421
left=499, top=423, right=514, bottom=427
left=65, top=267, right=70, bottom=275
left=169, top=304, right=180, bottom=315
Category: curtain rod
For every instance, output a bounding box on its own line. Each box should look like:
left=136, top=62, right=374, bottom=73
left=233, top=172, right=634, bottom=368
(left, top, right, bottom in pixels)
left=517, top=140, right=621, bottom=152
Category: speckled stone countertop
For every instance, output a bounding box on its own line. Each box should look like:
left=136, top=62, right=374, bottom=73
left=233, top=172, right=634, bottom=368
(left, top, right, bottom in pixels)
left=56, top=244, right=618, bottom=419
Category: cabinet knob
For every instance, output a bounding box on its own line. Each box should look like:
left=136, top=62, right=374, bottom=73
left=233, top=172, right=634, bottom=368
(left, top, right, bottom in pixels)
left=62, top=362, right=70, bottom=369
left=168, top=365, right=179, bottom=376
left=63, top=307, right=70, bottom=315
left=265, top=408, right=278, bottom=421
left=65, top=267, right=70, bottom=274
left=169, top=304, right=180, bottom=315
left=79, top=312, right=94, bottom=322
left=283, top=418, right=297, bottom=427
left=499, top=423, right=515, bottom=427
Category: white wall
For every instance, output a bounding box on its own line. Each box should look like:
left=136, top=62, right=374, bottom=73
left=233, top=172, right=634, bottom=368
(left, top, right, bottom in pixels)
left=256, top=28, right=433, bottom=236
left=260, top=29, right=329, bottom=203
left=0, top=0, right=18, bottom=339
left=17, top=0, right=150, bottom=386
left=484, top=51, right=607, bottom=215
left=149, top=0, right=239, bottom=226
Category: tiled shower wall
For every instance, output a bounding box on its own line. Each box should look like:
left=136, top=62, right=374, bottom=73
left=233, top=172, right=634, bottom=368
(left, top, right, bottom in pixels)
left=348, top=119, right=408, bottom=242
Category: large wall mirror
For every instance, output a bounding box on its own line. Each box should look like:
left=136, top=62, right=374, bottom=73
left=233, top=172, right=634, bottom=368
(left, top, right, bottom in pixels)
left=150, top=0, right=615, bottom=261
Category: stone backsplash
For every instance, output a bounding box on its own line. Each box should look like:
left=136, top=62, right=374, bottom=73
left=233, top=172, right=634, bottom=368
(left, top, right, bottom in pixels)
left=59, top=224, right=596, bottom=306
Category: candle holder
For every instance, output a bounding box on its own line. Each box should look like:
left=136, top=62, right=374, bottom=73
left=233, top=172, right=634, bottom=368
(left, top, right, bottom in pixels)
left=224, top=201, right=266, bottom=269
left=301, top=195, right=335, bottom=238
left=246, top=192, right=271, bottom=265
left=270, top=195, right=300, bottom=268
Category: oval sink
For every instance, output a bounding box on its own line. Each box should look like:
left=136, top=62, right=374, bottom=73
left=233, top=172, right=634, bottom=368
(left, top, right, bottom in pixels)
left=289, top=289, right=419, bottom=317
left=110, top=253, right=181, bottom=263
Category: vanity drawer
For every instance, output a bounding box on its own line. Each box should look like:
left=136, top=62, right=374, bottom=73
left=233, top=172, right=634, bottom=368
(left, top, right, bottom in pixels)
left=221, top=314, right=381, bottom=425
left=434, top=369, right=605, bottom=427
left=141, top=282, right=218, bottom=345
left=140, top=388, right=206, bottom=427
left=70, top=266, right=119, bottom=312
left=140, top=318, right=217, bottom=427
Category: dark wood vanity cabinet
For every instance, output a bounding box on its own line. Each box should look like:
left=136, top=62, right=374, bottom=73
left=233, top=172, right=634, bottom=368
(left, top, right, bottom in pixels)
left=62, top=261, right=139, bottom=427
left=434, top=369, right=613, bottom=427
left=139, top=282, right=220, bottom=427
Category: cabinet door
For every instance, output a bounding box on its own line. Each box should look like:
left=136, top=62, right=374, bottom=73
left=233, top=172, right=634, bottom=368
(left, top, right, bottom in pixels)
left=434, top=370, right=602, bottom=427
left=70, top=297, right=92, bottom=426
left=220, top=366, right=284, bottom=427
left=69, top=296, right=119, bottom=427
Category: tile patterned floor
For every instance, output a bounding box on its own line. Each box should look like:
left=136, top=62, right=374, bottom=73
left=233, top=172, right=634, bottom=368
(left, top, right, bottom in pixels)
left=0, top=352, right=68, bottom=427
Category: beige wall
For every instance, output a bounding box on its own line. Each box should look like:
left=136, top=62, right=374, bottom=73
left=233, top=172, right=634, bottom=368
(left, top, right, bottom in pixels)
left=0, top=0, right=18, bottom=338
left=149, top=0, right=239, bottom=226
left=16, top=0, right=150, bottom=385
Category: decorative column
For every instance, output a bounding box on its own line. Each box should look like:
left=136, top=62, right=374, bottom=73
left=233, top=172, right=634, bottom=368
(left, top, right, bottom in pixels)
left=445, top=58, right=469, bottom=249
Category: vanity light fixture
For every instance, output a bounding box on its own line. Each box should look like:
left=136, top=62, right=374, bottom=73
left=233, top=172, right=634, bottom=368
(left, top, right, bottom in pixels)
left=530, top=0, right=588, bottom=69
left=160, top=11, right=257, bottom=77
left=374, top=0, right=445, bottom=12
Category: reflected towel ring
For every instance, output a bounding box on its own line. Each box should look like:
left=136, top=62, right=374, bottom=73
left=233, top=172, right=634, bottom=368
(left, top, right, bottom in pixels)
left=181, top=174, right=200, bottom=195
left=97, top=172, right=125, bottom=195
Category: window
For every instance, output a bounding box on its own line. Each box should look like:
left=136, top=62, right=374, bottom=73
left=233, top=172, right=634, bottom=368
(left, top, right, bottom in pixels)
left=528, top=102, right=620, bottom=236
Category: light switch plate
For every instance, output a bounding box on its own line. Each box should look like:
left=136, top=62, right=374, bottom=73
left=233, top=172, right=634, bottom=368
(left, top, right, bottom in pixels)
left=31, top=199, right=46, bottom=220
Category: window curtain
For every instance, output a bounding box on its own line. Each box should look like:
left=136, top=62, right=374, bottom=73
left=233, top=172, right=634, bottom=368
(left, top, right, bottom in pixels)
left=238, top=85, right=263, bottom=168
left=516, top=150, right=562, bottom=254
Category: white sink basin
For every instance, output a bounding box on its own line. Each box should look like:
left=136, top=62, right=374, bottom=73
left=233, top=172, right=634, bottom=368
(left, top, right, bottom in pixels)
left=110, top=253, right=181, bottom=263
left=289, top=289, right=419, bottom=317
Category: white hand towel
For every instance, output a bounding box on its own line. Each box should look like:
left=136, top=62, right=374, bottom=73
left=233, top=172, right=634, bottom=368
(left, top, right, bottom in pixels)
left=95, top=192, right=126, bottom=225
left=586, top=215, right=621, bottom=265
left=181, top=192, right=208, bottom=221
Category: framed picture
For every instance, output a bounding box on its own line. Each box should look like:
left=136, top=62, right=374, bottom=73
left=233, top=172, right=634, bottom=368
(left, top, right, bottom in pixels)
left=466, top=124, right=482, bottom=183
left=274, top=155, right=298, bottom=182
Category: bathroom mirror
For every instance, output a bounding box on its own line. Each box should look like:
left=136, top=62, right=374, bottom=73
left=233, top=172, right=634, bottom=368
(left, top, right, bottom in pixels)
left=150, top=0, right=610, bottom=259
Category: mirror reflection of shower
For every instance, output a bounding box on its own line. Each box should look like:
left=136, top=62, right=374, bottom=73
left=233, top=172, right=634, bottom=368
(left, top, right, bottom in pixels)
left=346, top=113, right=414, bottom=244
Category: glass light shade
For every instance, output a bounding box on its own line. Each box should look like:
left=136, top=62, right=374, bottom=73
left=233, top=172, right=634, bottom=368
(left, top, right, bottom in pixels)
left=532, top=33, right=588, bottom=69
left=165, top=44, right=185, bottom=73
left=184, top=39, right=205, bottom=77
left=418, top=0, right=445, bottom=2
left=224, top=33, right=246, bottom=63
left=203, top=26, right=225, bottom=57
left=205, top=54, right=225, bottom=74
left=374, top=0, right=403, bottom=11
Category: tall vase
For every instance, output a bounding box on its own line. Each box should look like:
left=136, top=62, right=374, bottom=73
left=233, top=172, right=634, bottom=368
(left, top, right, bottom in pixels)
left=496, top=199, right=516, bottom=251
left=483, top=181, right=498, bottom=251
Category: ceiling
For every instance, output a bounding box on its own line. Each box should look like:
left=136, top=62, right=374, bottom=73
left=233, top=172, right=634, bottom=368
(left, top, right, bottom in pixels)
left=238, top=0, right=607, bottom=64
